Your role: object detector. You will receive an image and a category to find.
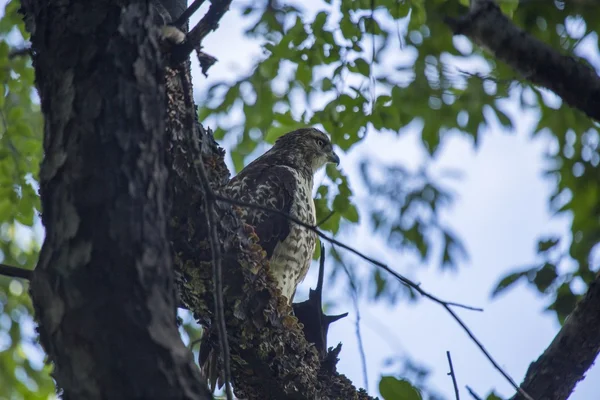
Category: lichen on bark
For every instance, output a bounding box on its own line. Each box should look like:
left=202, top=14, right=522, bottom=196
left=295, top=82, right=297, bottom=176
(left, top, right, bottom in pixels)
left=161, top=10, right=373, bottom=399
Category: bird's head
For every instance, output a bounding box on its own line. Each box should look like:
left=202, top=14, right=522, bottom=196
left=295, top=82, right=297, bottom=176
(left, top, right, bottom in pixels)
left=272, top=127, right=340, bottom=173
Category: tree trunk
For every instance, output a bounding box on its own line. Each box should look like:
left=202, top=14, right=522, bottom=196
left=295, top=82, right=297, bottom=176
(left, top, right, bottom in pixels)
left=22, top=0, right=211, bottom=398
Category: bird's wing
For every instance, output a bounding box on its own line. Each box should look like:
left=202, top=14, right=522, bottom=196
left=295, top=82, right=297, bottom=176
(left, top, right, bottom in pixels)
left=225, top=164, right=297, bottom=257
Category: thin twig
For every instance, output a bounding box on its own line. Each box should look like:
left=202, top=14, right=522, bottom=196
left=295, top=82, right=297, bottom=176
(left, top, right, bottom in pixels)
left=446, top=351, right=460, bottom=400
left=213, top=193, right=479, bottom=313
left=317, top=210, right=335, bottom=226
left=0, top=263, right=32, bottom=280
left=171, top=0, right=233, bottom=64
left=211, top=194, right=533, bottom=399
left=335, top=247, right=368, bottom=392
left=466, top=386, right=483, bottom=400
left=172, top=0, right=207, bottom=28
left=173, top=45, right=232, bottom=399
left=194, top=151, right=233, bottom=400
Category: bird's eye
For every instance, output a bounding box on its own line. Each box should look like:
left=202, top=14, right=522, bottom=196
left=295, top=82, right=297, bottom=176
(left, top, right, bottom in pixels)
left=316, top=139, right=325, bottom=147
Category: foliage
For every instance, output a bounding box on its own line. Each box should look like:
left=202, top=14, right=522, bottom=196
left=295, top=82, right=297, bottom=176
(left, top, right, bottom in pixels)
left=379, top=376, right=423, bottom=400
left=0, top=0, right=55, bottom=398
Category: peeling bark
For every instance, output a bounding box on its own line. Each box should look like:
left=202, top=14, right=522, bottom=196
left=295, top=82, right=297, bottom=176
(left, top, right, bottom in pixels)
left=445, top=0, right=600, bottom=122
left=511, top=275, right=600, bottom=400
left=23, top=0, right=211, bottom=398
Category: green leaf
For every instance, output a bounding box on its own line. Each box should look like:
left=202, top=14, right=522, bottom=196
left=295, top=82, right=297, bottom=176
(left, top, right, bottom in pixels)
left=354, top=58, right=370, bottom=77
left=379, top=376, right=422, bottom=400
left=343, top=203, right=359, bottom=223
left=548, top=283, right=579, bottom=324
left=537, top=237, right=560, bottom=253
left=533, top=263, right=558, bottom=293
left=485, top=392, right=504, bottom=400
left=373, top=270, right=386, bottom=299
left=491, top=267, right=535, bottom=298
left=499, top=0, right=519, bottom=17
left=494, top=108, right=513, bottom=130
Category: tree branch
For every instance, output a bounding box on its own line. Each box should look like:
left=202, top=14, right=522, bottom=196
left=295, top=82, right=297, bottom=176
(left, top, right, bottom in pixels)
left=0, top=263, right=32, bottom=280
left=446, top=351, right=460, bottom=400
left=445, top=0, right=600, bottom=122
left=170, top=0, right=232, bottom=65
left=511, top=274, right=600, bottom=400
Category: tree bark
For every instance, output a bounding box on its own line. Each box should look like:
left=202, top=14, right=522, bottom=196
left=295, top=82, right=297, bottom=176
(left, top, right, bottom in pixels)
left=511, top=274, right=600, bottom=400
left=22, top=0, right=211, bottom=398
left=445, top=0, right=600, bottom=122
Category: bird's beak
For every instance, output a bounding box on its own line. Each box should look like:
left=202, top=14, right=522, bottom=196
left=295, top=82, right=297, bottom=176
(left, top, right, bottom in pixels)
left=327, top=151, right=340, bottom=165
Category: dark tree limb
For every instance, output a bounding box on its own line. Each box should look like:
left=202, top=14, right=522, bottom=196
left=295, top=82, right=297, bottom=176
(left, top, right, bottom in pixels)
left=173, top=0, right=207, bottom=28
left=510, top=274, right=600, bottom=400
left=20, top=0, right=211, bottom=398
left=0, top=263, right=32, bottom=280
left=170, top=0, right=232, bottom=65
left=445, top=0, right=600, bottom=122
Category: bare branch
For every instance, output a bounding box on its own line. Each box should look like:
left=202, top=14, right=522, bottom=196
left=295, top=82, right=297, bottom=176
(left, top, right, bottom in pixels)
left=445, top=0, right=600, bottom=122
left=215, top=194, right=481, bottom=309
left=171, top=0, right=232, bottom=64
left=0, top=263, right=32, bottom=280
left=172, top=0, right=206, bottom=28
left=466, top=386, right=483, bottom=400
left=446, top=351, right=460, bottom=400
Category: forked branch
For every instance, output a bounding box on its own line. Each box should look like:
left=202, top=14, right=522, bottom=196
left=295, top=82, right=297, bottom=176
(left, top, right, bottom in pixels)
left=445, top=0, right=600, bottom=122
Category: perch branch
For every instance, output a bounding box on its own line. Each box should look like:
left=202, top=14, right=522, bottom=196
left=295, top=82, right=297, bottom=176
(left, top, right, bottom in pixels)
left=445, top=0, right=600, bottom=122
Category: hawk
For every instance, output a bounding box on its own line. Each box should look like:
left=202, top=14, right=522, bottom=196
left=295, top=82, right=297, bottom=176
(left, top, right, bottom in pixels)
left=201, top=127, right=339, bottom=391
left=223, top=127, right=340, bottom=302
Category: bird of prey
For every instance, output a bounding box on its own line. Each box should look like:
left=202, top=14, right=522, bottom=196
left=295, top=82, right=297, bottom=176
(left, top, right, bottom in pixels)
left=223, top=127, right=340, bottom=303
left=201, top=127, right=340, bottom=392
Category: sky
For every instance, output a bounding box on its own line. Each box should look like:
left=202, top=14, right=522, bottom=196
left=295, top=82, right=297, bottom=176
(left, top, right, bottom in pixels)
left=186, top=1, right=600, bottom=399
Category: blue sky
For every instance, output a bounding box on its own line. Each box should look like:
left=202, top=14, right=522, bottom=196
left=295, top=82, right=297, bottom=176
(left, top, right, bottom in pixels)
left=188, top=1, right=600, bottom=399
